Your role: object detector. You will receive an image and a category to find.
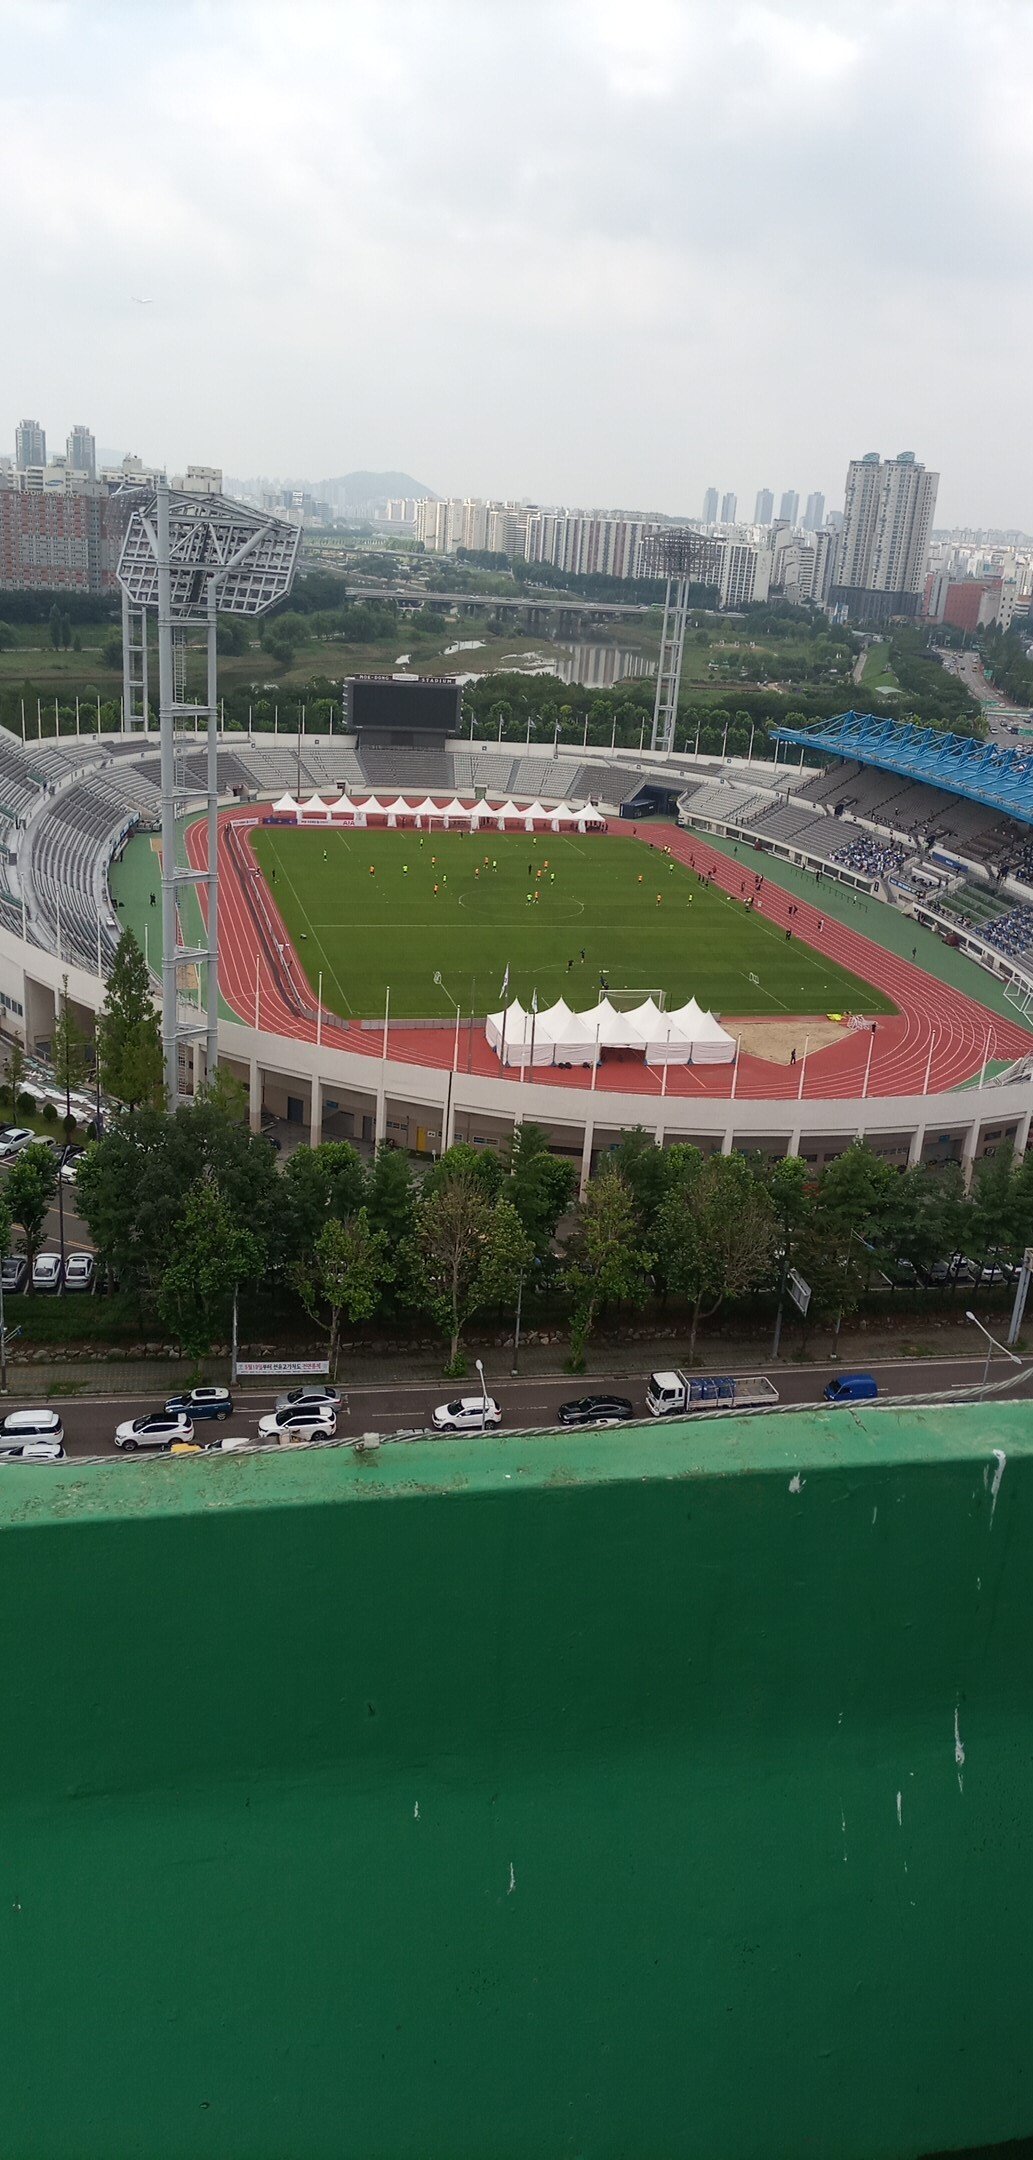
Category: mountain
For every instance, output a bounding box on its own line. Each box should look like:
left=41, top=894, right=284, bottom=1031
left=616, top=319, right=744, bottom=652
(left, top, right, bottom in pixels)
left=317, top=471, right=437, bottom=511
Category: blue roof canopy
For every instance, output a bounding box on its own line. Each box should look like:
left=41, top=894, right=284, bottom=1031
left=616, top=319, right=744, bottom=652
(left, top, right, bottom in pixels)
left=771, top=712, right=1033, bottom=830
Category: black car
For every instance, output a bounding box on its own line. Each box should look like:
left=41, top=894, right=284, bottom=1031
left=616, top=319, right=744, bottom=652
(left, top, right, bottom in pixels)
left=558, top=1395, right=635, bottom=1427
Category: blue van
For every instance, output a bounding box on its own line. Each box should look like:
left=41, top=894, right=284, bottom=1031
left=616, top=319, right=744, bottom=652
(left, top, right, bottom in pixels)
left=823, top=1373, right=878, bottom=1405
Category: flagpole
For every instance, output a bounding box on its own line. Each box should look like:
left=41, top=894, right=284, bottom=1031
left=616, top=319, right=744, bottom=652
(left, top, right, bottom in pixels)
left=591, top=1022, right=601, bottom=1091
left=254, top=951, right=260, bottom=1029
left=381, top=984, right=390, bottom=1063
left=862, top=1023, right=875, bottom=1099
left=922, top=1030, right=935, bottom=1097
left=529, top=992, right=538, bottom=1072
left=731, top=1034, right=741, bottom=1099
left=797, top=1036, right=809, bottom=1101
left=316, top=970, right=323, bottom=1048
left=979, top=1026, right=991, bottom=1089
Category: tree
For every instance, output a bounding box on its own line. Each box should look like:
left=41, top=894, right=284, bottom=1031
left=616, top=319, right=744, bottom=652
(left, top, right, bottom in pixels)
left=48, top=605, right=62, bottom=652
left=407, top=1175, right=533, bottom=1369
left=52, top=974, right=85, bottom=1130
left=365, top=1144, right=416, bottom=1293
left=655, top=1151, right=777, bottom=1360
left=423, top=1141, right=503, bottom=1202
left=7, top=1143, right=58, bottom=1288
left=96, top=930, right=163, bottom=1110
left=502, top=1122, right=576, bottom=1254
left=296, top=1209, right=393, bottom=1375
left=282, top=1140, right=367, bottom=1258
left=2, top=1036, right=25, bottom=1115
left=156, top=1176, right=263, bottom=1358
left=101, top=632, right=121, bottom=669
left=561, top=1168, right=652, bottom=1368
left=0, top=623, right=15, bottom=653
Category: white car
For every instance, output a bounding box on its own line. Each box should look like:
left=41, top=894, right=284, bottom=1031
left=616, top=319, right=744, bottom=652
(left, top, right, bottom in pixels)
left=431, top=1395, right=502, bottom=1433
left=114, top=1412, right=193, bottom=1452
left=0, top=1129, right=34, bottom=1160
left=258, top=1403, right=337, bottom=1442
left=0, top=1407, right=65, bottom=1449
left=0, top=1436, right=65, bottom=1461
left=31, top=1253, right=63, bottom=1294
left=63, top=1252, right=95, bottom=1293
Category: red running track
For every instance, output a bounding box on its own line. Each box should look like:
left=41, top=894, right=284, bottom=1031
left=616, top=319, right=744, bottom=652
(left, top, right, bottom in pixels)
left=185, top=808, right=1033, bottom=1103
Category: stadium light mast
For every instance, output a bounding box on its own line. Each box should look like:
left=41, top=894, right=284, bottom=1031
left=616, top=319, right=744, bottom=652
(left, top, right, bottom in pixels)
left=117, top=483, right=300, bottom=1103
left=641, top=530, right=724, bottom=756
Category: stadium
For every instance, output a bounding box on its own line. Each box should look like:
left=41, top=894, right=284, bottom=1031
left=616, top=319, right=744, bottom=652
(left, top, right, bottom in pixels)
left=5, top=676, right=1033, bottom=1185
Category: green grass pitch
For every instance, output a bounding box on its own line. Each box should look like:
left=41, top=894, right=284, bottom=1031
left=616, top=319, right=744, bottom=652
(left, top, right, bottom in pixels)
left=249, top=827, right=896, bottom=1023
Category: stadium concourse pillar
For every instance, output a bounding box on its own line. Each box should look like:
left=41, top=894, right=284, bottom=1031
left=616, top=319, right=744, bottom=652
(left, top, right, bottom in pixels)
left=249, top=1057, right=262, bottom=1134
left=374, top=1082, right=386, bottom=1149
left=961, top=1120, right=980, bottom=1189
left=907, top=1125, right=925, bottom=1168
left=310, top=1076, right=323, bottom=1149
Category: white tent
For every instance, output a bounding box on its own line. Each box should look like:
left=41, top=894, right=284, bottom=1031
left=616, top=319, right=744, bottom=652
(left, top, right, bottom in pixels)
left=382, top=797, right=416, bottom=817
left=299, top=793, right=329, bottom=817
left=535, top=998, right=598, bottom=1064
left=411, top=797, right=442, bottom=818
left=440, top=797, right=471, bottom=818
left=485, top=994, right=736, bottom=1067
left=665, top=1000, right=736, bottom=1064
left=328, top=794, right=356, bottom=814
left=271, top=793, right=299, bottom=815
left=355, top=797, right=385, bottom=817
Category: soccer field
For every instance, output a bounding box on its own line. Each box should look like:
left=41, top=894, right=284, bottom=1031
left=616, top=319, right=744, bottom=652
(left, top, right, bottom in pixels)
left=250, top=827, right=896, bottom=1022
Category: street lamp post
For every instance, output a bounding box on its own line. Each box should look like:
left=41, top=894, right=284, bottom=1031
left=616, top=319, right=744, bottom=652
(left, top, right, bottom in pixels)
left=965, top=1309, right=1022, bottom=1393
left=475, top=1355, right=488, bottom=1430
left=511, top=1272, right=524, bottom=1376
left=434, top=971, right=462, bottom=1151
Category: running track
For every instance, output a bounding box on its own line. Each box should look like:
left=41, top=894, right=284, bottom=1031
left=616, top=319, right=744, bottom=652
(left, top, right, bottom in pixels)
left=185, top=808, right=1033, bottom=1103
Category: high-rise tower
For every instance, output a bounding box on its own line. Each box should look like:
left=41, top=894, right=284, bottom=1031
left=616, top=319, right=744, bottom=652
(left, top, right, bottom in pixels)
left=830, top=451, right=939, bottom=624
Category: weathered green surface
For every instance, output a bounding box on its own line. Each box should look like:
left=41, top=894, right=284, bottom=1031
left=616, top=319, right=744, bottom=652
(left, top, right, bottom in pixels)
left=3, top=1405, right=1033, bottom=2158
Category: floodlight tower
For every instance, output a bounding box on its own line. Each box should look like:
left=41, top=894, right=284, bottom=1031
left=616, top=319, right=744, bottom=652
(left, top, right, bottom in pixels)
left=641, top=530, right=724, bottom=755
left=117, top=484, right=300, bottom=1102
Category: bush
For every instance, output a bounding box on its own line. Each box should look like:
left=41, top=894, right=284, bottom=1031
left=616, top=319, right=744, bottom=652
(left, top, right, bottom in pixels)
left=16, top=1091, right=36, bottom=1115
left=41, top=1100, right=57, bottom=1124
left=63, top=1113, right=77, bottom=1137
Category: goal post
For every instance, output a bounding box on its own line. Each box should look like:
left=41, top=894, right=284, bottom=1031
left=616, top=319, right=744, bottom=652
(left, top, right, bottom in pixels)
left=600, top=986, right=667, bottom=1010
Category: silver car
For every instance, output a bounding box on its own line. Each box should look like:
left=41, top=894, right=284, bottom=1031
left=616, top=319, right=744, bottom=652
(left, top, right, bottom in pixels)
left=274, top=1384, right=341, bottom=1414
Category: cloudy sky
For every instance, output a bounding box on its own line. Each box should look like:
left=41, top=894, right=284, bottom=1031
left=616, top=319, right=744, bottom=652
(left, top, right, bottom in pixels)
left=1, top=0, right=1030, bottom=525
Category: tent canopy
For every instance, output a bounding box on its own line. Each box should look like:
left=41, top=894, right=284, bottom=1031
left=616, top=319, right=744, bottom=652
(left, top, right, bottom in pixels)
left=485, top=995, right=735, bottom=1066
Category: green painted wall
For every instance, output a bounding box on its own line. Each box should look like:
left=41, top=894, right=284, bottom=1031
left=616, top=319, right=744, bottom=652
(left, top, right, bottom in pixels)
left=2, top=1406, right=1033, bottom=2159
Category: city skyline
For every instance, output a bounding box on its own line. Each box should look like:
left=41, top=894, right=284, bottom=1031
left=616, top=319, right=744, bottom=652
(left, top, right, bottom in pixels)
left=0, top=3, right=1030, bottom=526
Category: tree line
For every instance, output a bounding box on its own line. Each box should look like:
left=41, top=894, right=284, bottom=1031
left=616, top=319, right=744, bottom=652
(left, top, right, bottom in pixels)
left=3, top=932, right=1021, bottom=1371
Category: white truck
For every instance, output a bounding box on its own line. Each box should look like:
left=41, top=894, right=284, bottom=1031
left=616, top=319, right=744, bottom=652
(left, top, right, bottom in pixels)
left=645, top=1371, right=779, bottom=1418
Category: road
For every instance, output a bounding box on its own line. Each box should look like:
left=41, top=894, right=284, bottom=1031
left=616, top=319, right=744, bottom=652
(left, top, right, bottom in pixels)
left=8, top=1352, right=1031, bottom=1460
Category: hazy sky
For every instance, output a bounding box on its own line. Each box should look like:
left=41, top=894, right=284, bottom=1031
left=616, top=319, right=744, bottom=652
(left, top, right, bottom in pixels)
left=1, top=0, right=1030, bottom=525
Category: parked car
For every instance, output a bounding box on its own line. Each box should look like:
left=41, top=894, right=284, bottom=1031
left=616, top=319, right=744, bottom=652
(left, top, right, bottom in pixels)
left=887, top=1258, right=922, bottom=1289
left=0, top=1256, right=28, bottom=1294
left=978, top=1259, right=1014, bottom=1286
left=274, top=1384, right=341, bottom=1413
left=59, top=1150, right=82, bottom=1185
left=171, top=1435, right=253, bottom=1454
left=0, top=1407, right=64, bottom=1448
left=114, top=1412, right=193, bottom=1452
left=258, top=1403, right=337, bottom=1441
left=558, top=1394, right=635, bottom=1427
left=31, top=1253, right=63, bottom=1294
left=0, top=1436, right=65, bottom=1461
left=63, top=1252, right=95, bottom=1293
left=823, top=1373, right=879, bottom=1405
left=164, top=1385, right=234, bottom=1421
left=431, top=1396, right=502, bottom=1432
left=0, top=1128, right=34, bottom=1160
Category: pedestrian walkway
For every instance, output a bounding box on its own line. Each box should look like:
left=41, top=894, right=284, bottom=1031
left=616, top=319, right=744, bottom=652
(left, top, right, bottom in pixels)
left=7, top=1306, right=1020, bottom=1401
